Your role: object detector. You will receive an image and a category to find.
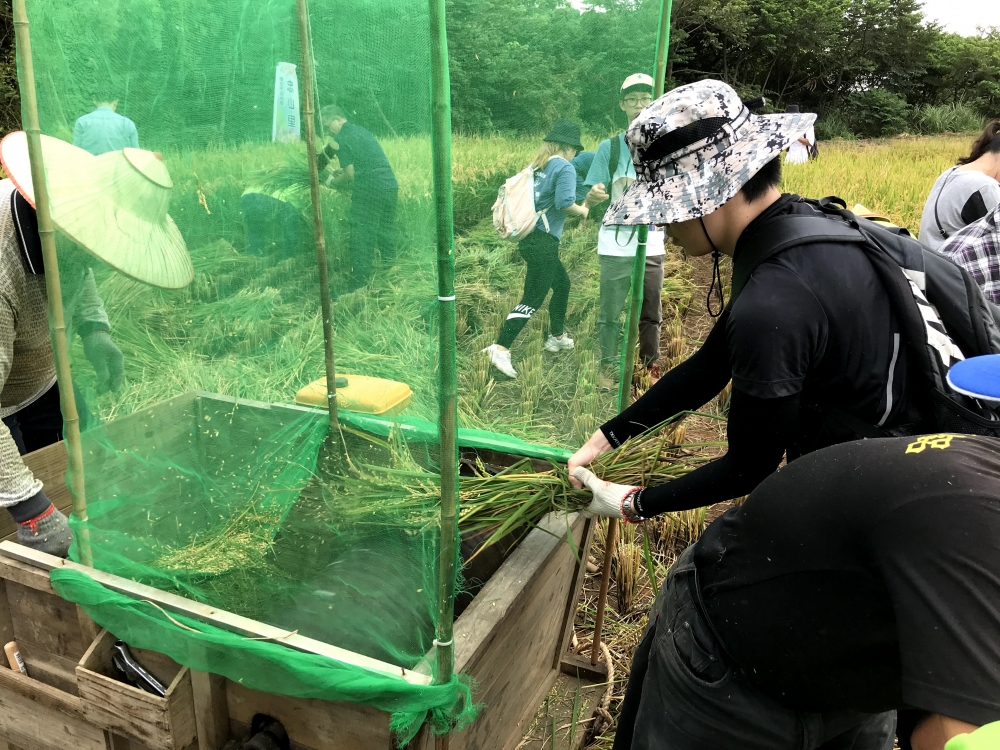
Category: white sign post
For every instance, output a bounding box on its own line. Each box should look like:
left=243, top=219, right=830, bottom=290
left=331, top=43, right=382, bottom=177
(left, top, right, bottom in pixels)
left=272, top=62, right=301, bottom=142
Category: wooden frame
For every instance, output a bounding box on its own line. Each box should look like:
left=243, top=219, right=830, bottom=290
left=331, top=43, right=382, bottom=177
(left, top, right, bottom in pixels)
left=1, top=542, right=430, bottom=687
left=0, top=553, right=108, bottom=750
left=0, top=391, right=593, bottom=750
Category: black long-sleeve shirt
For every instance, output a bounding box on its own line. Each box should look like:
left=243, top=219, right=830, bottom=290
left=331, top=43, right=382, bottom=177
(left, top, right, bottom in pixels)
left=599, top=195, right=922, bottom=518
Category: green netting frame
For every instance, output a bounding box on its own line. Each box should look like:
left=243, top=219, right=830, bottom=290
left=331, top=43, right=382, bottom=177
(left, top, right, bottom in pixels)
left=15, top=0, right=672, bottom=741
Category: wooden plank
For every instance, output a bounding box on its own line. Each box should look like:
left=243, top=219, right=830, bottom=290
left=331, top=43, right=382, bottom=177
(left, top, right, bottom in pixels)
left=195, top=393, right=321, bottom=470
left=17, top=639, right=80, bottom=695
left=0, top=671, right=105, bottom=750
left=190, top=672, right=228, bottom=750
left=80, top=393, right=200, bottom=502
left=453, top=513, right=584, bottom=673
left=78, top=607, right=101, bottom=649
left=0, top=660, right=84, bottom=716
left=78, top=630, right=198, bottom=750
left=553, top=517, right=595, bottom=670
left=226, top=680, right=391, bottom=750
left=448, top=513, right=587, bottom=750
left=164, top=669, right=197, bottom=750
left=0, top=543, right=430, bottom=686
left=559, top=652, right=608, bottom=682
left=0, top=558, right=54, bottom=595
left=6, top=581, right=86, bottom=660
left=0, top=581, right=15, bottom=648
left=98, top=393, right=199, bottom=457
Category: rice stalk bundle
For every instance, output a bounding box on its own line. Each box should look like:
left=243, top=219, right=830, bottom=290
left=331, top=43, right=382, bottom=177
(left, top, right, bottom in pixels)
left=615, top=532, right=644, bottom=616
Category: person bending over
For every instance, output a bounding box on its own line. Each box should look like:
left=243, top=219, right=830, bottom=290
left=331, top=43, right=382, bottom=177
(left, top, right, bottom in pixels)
left=575, top=433, right=1000, bottom=750
left=568, top=80, right=923, bottom=518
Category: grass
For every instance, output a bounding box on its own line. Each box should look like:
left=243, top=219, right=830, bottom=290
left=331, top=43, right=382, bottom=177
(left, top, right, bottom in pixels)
left=779, top=133, right=972, bottom=232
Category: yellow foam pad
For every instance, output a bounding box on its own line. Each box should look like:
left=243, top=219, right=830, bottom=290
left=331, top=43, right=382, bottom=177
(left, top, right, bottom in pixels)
left=295, top=375, right=412, bottom=416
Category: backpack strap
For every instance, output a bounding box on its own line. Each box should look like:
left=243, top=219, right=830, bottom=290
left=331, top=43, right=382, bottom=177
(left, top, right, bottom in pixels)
left=933, top=167, right=959, bottom=241
left=821, top=404, right=889, bottom=439
left=731, top=213, right=865, bottom=304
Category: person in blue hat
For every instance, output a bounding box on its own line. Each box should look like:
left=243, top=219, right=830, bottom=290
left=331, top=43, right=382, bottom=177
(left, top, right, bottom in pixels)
left=483, top=120, right=589, bottom=379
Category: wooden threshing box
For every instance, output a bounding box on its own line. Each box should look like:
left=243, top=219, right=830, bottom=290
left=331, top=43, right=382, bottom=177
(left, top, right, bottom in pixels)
left=0, top=392, right=592, bottom=750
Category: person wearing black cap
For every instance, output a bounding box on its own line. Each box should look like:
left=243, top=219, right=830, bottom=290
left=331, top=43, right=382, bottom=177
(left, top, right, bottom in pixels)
left=483, top=120, right=589, bottom=379
left=602, top=433, right=1000, bottom=750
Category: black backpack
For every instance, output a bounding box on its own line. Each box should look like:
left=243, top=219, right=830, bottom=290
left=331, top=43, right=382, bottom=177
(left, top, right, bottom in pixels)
left=731, top=196, right=1000, bottom=438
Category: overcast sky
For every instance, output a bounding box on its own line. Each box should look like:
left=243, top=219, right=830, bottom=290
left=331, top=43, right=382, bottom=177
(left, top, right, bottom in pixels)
left=569, top=0, right=998, bottom=37
left=921, top=0, right=1000, bottom=36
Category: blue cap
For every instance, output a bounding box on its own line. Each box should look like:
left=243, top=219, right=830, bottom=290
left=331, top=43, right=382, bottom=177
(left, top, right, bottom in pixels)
left=946, top=355, right=1000, bottom=401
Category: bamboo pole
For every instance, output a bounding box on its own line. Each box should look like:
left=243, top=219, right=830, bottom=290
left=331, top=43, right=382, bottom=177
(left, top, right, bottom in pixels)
left=429, top=0, right=459, bottom=706
left=592, top=0, right=673, bottom=666
left=295, top=0, right=341, bottom=440
left=12, top=0, right=92, bottom=566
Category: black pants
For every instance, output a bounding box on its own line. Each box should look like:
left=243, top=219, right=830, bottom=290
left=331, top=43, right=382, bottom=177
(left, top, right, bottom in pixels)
left=2, top=382, right=92, bottom=456
left=614, top=546, right=896, bottom=750
left=348, top=183, right=398, bottom=289
left=497, top=231, right=570, bottom=348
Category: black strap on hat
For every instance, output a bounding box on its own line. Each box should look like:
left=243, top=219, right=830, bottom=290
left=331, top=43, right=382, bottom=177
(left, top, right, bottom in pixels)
left=700, top=218, right=726, bottom=317
left=639, top=107, right=751, bottom=165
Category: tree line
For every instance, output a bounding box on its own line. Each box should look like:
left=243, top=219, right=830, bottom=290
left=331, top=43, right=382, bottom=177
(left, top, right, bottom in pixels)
left=446, top=0, right=1000, bottom=138
left=0, top=0, right=995, bottom=144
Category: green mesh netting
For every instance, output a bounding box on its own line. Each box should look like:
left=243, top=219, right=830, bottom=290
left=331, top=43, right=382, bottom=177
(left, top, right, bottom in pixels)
left=19, top=0, right=665, bottom=740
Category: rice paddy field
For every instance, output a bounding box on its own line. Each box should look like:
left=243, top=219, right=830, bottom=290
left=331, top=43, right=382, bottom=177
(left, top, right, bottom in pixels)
left=80, top=132, right=970, bottom=457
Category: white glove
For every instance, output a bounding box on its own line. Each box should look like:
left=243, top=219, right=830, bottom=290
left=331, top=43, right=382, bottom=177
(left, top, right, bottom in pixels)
left=571, top=467, right=644, bottom=522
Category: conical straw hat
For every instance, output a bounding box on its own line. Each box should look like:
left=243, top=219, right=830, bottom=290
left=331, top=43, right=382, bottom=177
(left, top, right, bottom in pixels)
left=0, top=131, right=193, bottom=289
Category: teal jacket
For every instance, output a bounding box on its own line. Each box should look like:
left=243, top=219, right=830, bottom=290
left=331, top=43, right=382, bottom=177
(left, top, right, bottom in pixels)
left=72, top=107, right=139, bottom=156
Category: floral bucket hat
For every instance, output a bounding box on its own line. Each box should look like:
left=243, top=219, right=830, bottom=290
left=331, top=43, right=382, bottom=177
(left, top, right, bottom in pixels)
left=605, top=79, right=816, bottom=226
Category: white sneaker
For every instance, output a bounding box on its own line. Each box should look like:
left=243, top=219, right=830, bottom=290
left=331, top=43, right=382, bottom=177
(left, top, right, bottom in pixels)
left=543, top=334, right=575, bottom=353
left=483, top=344, right=518, bottom=378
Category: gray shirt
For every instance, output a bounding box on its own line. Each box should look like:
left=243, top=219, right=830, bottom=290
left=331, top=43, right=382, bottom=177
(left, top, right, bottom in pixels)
left=919, top=167, right=1000, bottom=251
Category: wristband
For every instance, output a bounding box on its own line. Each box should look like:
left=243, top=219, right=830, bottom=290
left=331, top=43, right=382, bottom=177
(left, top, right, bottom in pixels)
left=620, top=488, right=646, bottom=524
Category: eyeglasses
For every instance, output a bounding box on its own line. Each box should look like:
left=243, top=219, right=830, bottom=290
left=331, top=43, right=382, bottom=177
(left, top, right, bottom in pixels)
left=623, top=96, right=652, bottom=107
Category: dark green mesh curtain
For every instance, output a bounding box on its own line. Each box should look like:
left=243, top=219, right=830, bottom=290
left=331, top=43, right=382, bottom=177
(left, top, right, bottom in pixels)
left=19, top=0, right=662, bottom=741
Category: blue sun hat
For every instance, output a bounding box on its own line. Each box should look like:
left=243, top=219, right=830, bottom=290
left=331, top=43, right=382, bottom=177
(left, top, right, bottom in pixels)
left=946, top=355, right=1000, bottom=403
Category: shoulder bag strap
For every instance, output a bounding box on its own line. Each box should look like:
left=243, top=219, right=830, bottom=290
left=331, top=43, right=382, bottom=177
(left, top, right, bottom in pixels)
left=608, top=134, right=621, bottom=189
left=730, top=213, right=865, bottom=304
left=933, top=167, right=959, bottom=241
